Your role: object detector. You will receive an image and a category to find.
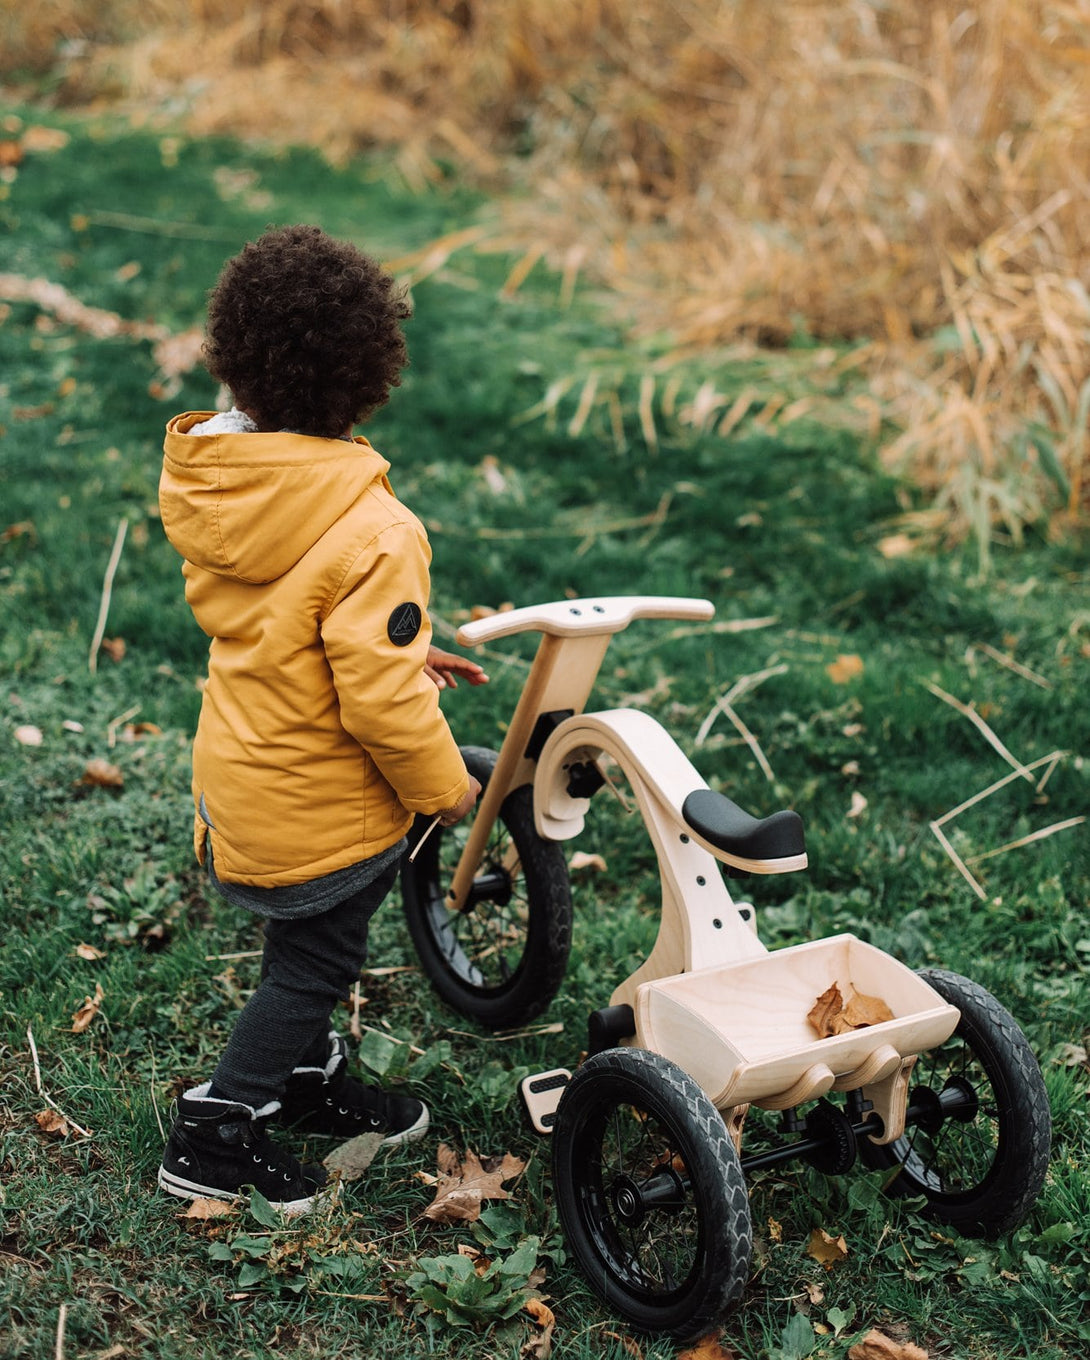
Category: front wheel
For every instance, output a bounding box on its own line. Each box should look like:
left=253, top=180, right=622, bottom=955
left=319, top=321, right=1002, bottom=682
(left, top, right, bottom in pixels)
left=400, top=746, right=572, bottom=1029
left=862, top=969, right=1051, bottom=1237
left=552, top=1047, right=752, bottom=1340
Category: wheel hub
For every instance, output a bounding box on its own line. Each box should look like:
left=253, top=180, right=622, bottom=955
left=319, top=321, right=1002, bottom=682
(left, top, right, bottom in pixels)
left=609, top=1166, right=686, bottom=1224
left=803, top=1099, right=858, bottom=1175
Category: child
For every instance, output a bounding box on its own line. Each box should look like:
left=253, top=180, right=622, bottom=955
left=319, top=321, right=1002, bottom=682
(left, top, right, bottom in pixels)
left=157, top=224, right=484, bottom=1214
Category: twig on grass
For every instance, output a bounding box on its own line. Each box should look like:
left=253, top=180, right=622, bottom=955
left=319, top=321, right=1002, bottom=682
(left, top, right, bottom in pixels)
left=350, top=980, right=363, bottom=1043
left=695, top=663, right=788, bottom=750
left=26, top=1024, right=43, bottom=1093
left=964, top=816, right=1087, bottom=866
left=924, top=680, right=1036, bottom=781
left=445, top=1021, right=565, bottom=1043
left=26, top=1025, right=94, bottom=1138
left=929, top=750, right=1081, bottom=897
left=89, top=518, right=128, bottom=676
left=966, top=642, right=1051, bottom=689
left=106, top=703, right=140, bottom=747
left=55, top=1303, right=67, bottom=1360
left=204, top=949, right=263, bottom=961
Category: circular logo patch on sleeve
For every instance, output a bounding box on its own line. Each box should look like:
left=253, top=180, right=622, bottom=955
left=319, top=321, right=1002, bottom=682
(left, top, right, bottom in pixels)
left=387, top=602, right=423, bottom=646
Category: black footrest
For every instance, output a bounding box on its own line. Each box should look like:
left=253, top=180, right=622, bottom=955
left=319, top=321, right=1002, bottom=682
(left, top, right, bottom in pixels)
left=682, top=788, right=805, bottom=863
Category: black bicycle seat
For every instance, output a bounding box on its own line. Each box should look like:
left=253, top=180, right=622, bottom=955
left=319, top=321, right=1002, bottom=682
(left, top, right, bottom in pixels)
left=681, top=788, right=805, bottom=862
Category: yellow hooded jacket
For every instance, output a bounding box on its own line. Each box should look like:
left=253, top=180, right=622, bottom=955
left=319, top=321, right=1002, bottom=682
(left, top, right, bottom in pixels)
left=160, top=412, right=470, bottom=887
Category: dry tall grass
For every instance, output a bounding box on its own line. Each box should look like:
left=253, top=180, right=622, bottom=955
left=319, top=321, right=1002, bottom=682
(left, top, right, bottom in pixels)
left=6, top=1, right=1089, bottom=554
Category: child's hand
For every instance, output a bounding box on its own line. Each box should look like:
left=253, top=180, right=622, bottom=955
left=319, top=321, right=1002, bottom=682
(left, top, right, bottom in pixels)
left=426, top=646, right=489, bottom=691
left=439, top=775, right=482, bottom=825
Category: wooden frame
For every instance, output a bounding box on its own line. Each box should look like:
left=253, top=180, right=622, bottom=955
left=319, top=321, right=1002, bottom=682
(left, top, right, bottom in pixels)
left=453, top=595, right=960, bottom=1144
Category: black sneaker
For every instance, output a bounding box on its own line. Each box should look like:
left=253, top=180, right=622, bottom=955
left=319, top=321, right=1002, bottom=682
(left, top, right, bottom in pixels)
left=280, top=1032, right=430, bottom=1146
left=157, top=1083, right=328, bottom=1215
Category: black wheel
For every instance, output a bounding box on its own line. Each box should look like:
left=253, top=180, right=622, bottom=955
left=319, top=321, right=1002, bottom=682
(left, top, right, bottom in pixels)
left=552, top=1047, right=752, bottom=1340
left=861, top=969, right=1051, bottom=1237
left=400, top=746, right=572, bottom=1028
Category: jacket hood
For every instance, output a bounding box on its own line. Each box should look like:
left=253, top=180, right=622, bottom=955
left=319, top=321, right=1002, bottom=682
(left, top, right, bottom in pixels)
left=160, top=412, right=393, bottom=583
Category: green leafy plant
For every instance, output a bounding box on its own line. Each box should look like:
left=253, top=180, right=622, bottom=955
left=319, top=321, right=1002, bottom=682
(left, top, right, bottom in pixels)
left=406, top=1236, right=541, bottom=1330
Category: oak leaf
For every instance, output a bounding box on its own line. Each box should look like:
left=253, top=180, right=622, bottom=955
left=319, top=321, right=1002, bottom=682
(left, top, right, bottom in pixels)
left=848, top=1329, right=928, bottom=1360
left=423, top=1143, right=527, bottom=1223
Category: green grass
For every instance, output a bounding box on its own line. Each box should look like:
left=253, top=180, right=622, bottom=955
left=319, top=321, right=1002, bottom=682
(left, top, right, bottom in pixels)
left=1, top=105, right=1088, bottom=1360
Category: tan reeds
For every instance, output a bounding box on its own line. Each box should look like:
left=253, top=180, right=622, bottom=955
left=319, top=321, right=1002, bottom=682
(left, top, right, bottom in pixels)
left=8, top=1, right=1089, bottom=548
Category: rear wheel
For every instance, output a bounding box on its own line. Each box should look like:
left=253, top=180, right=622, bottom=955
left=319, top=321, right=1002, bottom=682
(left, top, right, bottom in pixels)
left=400, top=746, right=572, bottom=1028
left=862, top=969, right=1051, bottom=1236
left=552, top=1047, right=752, bottom=1340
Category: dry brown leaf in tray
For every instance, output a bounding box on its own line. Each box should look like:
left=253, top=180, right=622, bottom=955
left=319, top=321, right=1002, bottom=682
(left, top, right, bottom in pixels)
left=808, top=983, right=894, bottom=1038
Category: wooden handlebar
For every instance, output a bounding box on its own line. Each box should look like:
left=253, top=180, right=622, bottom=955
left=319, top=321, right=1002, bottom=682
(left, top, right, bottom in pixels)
left=455, top=595, right=715, bottom=647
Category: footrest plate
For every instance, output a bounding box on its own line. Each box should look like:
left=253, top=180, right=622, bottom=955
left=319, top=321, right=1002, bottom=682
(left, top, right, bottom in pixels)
left=520, top=1068, right=572, bottom=1134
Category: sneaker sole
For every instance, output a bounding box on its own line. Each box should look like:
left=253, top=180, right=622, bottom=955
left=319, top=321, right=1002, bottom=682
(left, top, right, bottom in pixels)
left=381, top=1104, right=431, bottom=1148
left=157, top=1166, right=322, bottom=1217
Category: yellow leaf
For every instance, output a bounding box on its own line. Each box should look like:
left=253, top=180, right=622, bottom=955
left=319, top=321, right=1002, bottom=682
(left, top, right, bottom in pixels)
left=525, top=1298, right=555, bottom=1328
left=807, top=1227, right=848, bottom=1270
left=848, top=1329, right=929, bottom=1360
left=826, top=654, right=865, bottom=684
left=768, top=1216, right=783, bottom=1243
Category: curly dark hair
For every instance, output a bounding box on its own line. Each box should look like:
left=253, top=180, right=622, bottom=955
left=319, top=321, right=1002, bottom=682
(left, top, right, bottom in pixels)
left=203, top=225, right=412, bottom=438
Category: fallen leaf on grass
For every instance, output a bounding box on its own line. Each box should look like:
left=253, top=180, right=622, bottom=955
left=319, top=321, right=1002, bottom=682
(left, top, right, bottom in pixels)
left=35, top=1109, right=71, bottom=1137
left=847, top=791, right=868, bottom=819
left=601, top=1332, right=642, bottom=1359
left=807, top=983, right=894, bottom=1038
left=21, top=126, right=71, bottom=154
left=807, top=1227, right=848, bottom=1270
left=71, top=982, right=105, bottom=1032
left=181, top=1197, right=236, bottom=1219
left=2, top=520, right=36, bottom=543
left=323, top=1131, right=385, bottom=1181
left=424, top=1143, right=527, bottom=1223
left=80, top=758, right=123, bottom=788
left=677, top=1332, right=741, bottom=1360
left=826, top=654, right=865, bottom=684
left=569, top=851, right=608, bottom=873
left=525, top=1297, right=555, bottom=1328
left=847, top=1329, right=928, bottom=1360
left=100, top=637, right=126, bottom=663
left=522, top=1299, right=556, bottom=1360
left=74, top=942, right=105, bottom=961
left=14, top=725, right=43, bottom=747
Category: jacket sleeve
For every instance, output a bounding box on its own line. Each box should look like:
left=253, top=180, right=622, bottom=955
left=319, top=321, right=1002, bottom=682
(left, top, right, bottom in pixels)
left=320, top=518, right=470, bottom=815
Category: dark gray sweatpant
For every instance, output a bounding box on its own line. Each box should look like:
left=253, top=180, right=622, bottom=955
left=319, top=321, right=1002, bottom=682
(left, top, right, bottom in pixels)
left=209, top=860, right=401, bottom=1110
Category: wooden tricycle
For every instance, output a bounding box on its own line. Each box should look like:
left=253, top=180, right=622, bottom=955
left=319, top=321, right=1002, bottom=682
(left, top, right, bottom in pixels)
left=400, top=596, right=1051, bottom=1340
